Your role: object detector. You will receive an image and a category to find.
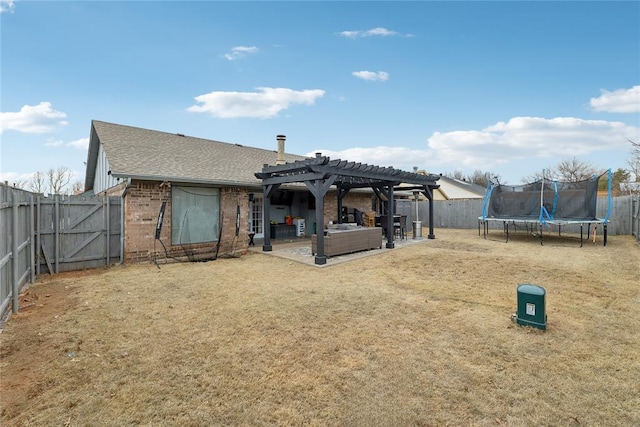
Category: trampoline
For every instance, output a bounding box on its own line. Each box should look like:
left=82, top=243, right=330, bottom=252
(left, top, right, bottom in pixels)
left=479, top=170, right=613, bottom=246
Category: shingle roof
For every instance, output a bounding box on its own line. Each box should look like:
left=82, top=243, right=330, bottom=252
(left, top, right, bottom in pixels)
left=437, top=176, right=486, bottom=198
left=85, top=120, right=306, bottom=189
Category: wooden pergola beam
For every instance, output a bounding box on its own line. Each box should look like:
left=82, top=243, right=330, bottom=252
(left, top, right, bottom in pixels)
left=255, top=154, right=440, bottom=265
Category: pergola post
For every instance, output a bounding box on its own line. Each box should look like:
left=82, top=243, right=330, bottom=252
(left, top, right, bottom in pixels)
left=255, top=154, right=440, bottom=262
left=425, top=186, right=435, bottom=239
left=386, top=185, right=395, bottom=249
left=262, top=181, right=278, bottom=252
left=313, top=179, right=327, bottom=265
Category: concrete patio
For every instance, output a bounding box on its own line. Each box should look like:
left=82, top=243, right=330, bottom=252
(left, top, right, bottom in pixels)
left=248, top=232, right=430, bottom=267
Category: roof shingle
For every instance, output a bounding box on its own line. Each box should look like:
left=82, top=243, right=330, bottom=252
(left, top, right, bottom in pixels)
left=87, top=120, right=306, bottom=188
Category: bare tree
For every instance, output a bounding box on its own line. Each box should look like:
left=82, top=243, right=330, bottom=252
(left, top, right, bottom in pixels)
left=467, top=169, right=502, bottom=187
left=11, top=179, right=28, bottom=189
left=47, top=166, right=73, bottom=195
left=628, top=139, right=640, bottom=181
left=556, top=157, right=599, bottom=182
left=71, top=180, right=84, bottom=195
left=444, top=170, right=465, bottom=180
left=444, top=169, right=501, bottom=186
left=522, top=157, right=599, bottom=183
left=29, top=171, right=47, bottom=194
left=521, top=169, right=547, bottom=184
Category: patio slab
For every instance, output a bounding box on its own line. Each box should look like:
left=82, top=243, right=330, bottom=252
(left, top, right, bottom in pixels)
left=248, top=234, right=429, bottom=267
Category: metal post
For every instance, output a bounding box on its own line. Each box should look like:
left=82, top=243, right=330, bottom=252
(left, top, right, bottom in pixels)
left=11, top=191, right=19, bottom=313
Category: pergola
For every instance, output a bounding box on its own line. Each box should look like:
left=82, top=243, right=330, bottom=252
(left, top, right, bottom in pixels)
left=255, top=153, right=441, bottom=265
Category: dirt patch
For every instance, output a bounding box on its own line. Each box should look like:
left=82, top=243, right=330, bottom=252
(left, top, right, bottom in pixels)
left=1, top=229, right=639, bottom=426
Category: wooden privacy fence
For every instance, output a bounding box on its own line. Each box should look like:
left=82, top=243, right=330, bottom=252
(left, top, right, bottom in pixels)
left=1, top=184, right=121, bottom=317
left=633, top=196, right=640, bottom=244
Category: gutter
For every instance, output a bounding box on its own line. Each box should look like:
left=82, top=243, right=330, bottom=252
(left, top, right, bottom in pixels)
left=111, top=173, right=262, bottom=187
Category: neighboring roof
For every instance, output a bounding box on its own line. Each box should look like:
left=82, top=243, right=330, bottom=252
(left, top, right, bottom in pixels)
left=434, top=175, right=486, bottom=199
left=85, top=120, right=306, bottom=190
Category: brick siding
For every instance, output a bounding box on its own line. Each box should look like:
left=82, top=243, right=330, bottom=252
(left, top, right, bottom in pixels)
left=123, top=180, right=251, bottom=264
left=322, top=191, right=374, bottom=229
left=122, top=180, right=375, bottom=263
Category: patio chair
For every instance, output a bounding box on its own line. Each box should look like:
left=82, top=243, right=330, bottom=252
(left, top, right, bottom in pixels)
left=394, top=215, right=407, bottom=240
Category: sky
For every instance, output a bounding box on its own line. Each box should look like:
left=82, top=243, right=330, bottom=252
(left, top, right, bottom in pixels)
left=1, top=0, right=639, bottom=190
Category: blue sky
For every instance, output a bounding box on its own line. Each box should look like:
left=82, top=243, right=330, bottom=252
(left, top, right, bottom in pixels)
left=1, top=0, right=639, bottom=189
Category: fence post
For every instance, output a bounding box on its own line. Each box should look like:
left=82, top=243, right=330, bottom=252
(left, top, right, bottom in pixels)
left=54, top=195, right=59, bottom=274
left=106, top=196, right=110, bottom=266
left=36, top=196, right=41, bottom=276
left=29, top=195, right=35, bottom=284
left=11, top=191, right=19, bottom=314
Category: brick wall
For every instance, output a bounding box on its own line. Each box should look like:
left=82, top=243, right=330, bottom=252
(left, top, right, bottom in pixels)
left=321, top=190, right=374, bottom=229
left=122, top=181, right=375, bottom=263
left=218, top=187, right=251, bottom=254
left=124, top=180, right=251, bottom=264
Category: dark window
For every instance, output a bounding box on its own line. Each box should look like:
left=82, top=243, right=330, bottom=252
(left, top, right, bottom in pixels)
left=171, top=186, right=220, bottom=245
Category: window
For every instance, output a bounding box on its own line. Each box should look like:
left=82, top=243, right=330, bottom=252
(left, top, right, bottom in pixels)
left=171, top=186, right=220, bottom=245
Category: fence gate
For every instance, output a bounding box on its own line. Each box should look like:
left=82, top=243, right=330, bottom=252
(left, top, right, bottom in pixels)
left=1, top=186, right=121, bottom=317
left=37, top=195, right=121, bottom=274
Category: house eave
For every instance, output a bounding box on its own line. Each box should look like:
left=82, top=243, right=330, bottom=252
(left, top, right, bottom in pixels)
left=111, top=173, right=264, bottom=189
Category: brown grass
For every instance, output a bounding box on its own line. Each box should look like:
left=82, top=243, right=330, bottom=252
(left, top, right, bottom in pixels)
left=1, top=229, right=639, bottom=426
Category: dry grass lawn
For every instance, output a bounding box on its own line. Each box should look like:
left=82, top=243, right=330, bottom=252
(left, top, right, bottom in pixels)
left=1, top=228, right=639, bottom=426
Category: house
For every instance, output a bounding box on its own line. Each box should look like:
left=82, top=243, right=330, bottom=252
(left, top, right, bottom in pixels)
left=83, top=120, right=383, bottom=263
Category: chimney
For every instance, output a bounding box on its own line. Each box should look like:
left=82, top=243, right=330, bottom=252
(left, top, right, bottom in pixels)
left=276, top=134, right=286, bottom=165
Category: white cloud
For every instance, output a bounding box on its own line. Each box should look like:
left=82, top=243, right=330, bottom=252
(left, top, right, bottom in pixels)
left=308, top=116, right=639, bottom=175
left=0, top=102, right=68, bottom=134
left=187, top=87, right=325, bottom=119
left=0, top=0, right=15, bottom=14
left=224, top=46, right=259, bottom=61
left=67, top=137, right=90, bottom=150
left=43, top=137, right=88, bottom=150
left=339, top=27, right=401, bottom=38
left=590, top=85, right=640, bottom=113
left=0, top=172, right=31, bottom=186
left=426, top=116, right=637, bottom=169
left=352, top=71, right=389, bottom=82
left=307, top=146, right=432, bottom=170
left=44, top=139, right=64, bottom=147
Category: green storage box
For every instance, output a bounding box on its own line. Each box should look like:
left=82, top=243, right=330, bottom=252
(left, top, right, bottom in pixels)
left=516, top=284, right=547, bottom=330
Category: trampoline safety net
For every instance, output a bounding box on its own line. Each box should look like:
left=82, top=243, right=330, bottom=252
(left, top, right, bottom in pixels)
left=483, top=173, right=603, bottom=222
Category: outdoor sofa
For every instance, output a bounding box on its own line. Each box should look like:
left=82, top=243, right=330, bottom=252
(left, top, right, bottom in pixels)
left=311, top=225, right=383, bottom=257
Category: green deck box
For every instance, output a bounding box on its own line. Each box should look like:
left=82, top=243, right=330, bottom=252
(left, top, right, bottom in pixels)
left=516, top=284, right=547, bottom=330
